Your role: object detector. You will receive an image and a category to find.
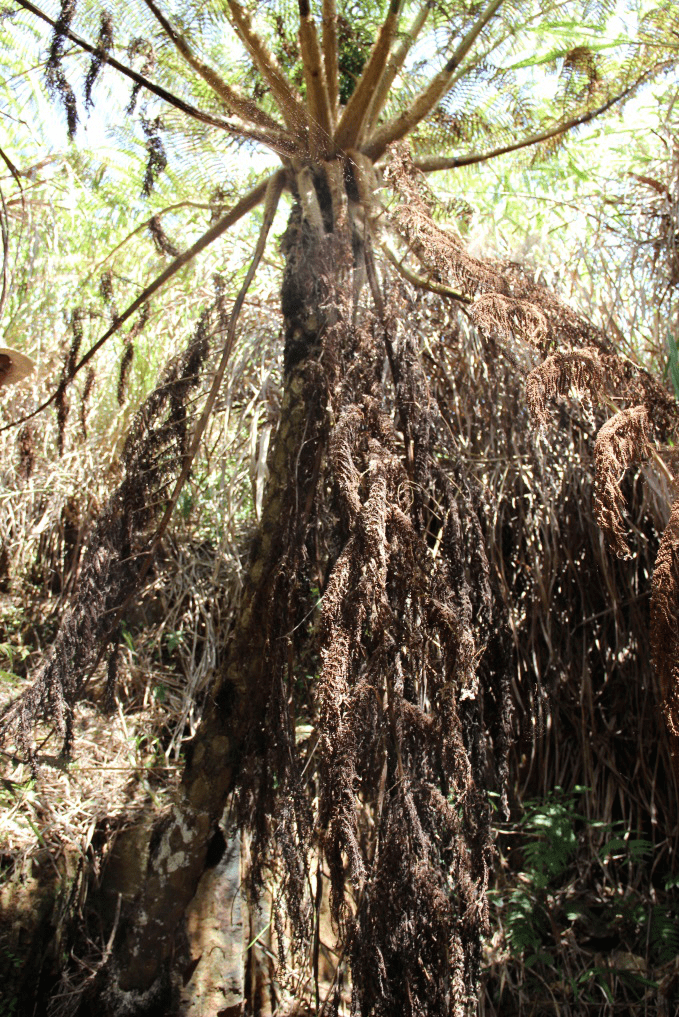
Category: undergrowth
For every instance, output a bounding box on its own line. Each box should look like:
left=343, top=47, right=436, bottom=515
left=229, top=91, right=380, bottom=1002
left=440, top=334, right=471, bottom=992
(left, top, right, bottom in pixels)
left=483, top=786, right=679, bottom=1015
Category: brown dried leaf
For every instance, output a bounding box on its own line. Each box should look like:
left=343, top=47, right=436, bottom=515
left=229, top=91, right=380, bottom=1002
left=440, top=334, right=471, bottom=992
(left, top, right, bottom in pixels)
left=593, top=405, right=652, bottom=557
left=470, top=293, right=551, bottom=351
left=526, top=346, right=605, bottom=423
left=651, top=495, right=679, bottom=738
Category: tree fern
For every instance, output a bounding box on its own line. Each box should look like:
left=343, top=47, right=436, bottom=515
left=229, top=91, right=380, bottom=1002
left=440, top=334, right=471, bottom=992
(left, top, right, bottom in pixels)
left=1, top=2, right=679, bottom=1015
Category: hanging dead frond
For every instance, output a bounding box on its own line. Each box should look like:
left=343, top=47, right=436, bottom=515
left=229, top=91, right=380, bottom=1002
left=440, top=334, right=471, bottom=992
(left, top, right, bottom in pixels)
left=125, top=36, right=155, bottom=115
left=470, top=292, right=552, bottom=350
left=84, top=9, right=113, bottom=108
left=0, top=173, right=273, bottom=436
left=16, top=423, right=35, bottom=479
left=382, top=145, right=510, bottom=299
left=593, top=405, right=653, bottom=558
left=526, top=346, right=606, bottom=423
left=294, top=286, right=496, bottom=1014
left=55, top=380, right=69, bottom=456
left=45, top=0, right=78, bottom=137
left=148, top=214, right=180, bottom=257
left=66, top=307, right=85, bottom=376
left=126, top=301, right=150, bottom=346
left=100, top=271, right=121, bottom=328
left=117, top=341, right=134, bottom=404
left=651, top=493, right=679, bottom=739
left=383, top=146, right=621, bottom=361
left=0, top=311, right=213, bottom=765
left=560, top=45, right=600, bottom=100
left=140, top=115, right=167, bottom=196
left=79, top=365, right=95, bottom=437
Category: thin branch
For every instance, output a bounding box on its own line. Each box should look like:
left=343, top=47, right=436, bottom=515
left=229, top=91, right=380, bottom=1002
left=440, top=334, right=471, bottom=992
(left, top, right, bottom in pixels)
left=0, top=146, right=23, bottom=321
left=298, top=0, right=332, bottom=156
left=0, top=153, right=62, bottom=182
left=226, top=1, right=309, bottom=135
left=363, top=0, right=506, bottom=160
left=0, top=184, right=9, bottom=321
left=364, top=1, right=434, bottom=138
left=414, top=84, right=639, bottom=172
left=142, top=0, right=285, bottom=136
left=0, top=172, right=280, bottom=432
left=322, top=0, right=339, bottom=124
left=0, top=146, right=23, bottom=195
left=334, top=0, right=404, bottom=152
left=83, top=200, right=225, bottom=282
left=381, top=242, right=471, bottom=303
left=364, top=228, right=385, bottom=319
left=13, top=0, right=298, bottom=158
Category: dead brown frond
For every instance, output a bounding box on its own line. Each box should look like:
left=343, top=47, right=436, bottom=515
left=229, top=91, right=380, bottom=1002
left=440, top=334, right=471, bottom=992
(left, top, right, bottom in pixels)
left=382, top=145, right=617, bottom=362
left=593, top=405, right=653, bottom=558
left=526, top=346, right=605, bottom=423
left=148, top=215, right=180, bottom=257
left=470, top=293, right=551, bottom=351
left=0, top=312, right=213, bottom=765
left=651, top=494, right=679, bottom=739
left=45, top=0, right=78, bottom=138
left=383, top=144, right=504, bottom=299
left=305, top=293, right=499, bottom=1014
left=116, top=341, right=134, bottom=405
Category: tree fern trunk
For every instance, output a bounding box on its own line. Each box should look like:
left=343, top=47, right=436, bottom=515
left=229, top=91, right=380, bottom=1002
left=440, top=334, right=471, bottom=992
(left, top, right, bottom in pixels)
left=89, top=198, right=336, bottom=1012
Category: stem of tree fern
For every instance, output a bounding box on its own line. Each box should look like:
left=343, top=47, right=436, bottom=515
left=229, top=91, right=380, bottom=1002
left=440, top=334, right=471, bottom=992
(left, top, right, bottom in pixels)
left=333, top=0, right=403, bottom=151
left=362, top=1, right=434, bottom=141
left=381, top=242, right=471, bottom=303
left=414, top=81, right=642, bottom=172
left=363, top=0, right=506, bottom=160
left=142, top=0, right=285, bottom=135
left=322, top=0, right=339, bottom=123
left=87, top=193, right=341, bottom=1005
left=226, top=0, right=309, bottom=134
left=298, top=2, right=333, bottom=155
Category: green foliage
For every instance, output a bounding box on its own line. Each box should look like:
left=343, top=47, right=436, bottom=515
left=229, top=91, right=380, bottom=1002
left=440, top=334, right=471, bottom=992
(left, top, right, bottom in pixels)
left=447, top=77, right=679, bottom=387
left=666, top=333, right=679, bottom=400
left=502, top=887, right=551, bottom=965
left=337, top=13, right=372, bottom=105
left=518, top=786, right=581, bottom=888
left=489, top=786, right=679, bottom=1008
left=493, top=787, right=582, bottom=967
left=649, top=904, right=679, bottom=965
